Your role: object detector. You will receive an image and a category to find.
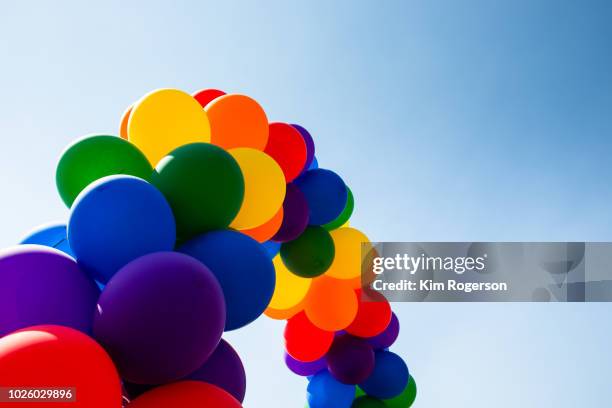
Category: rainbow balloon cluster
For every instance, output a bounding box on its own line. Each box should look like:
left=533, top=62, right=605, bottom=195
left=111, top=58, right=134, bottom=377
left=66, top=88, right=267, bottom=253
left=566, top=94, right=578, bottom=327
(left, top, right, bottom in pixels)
left=0, top=88, right=415, bottom=408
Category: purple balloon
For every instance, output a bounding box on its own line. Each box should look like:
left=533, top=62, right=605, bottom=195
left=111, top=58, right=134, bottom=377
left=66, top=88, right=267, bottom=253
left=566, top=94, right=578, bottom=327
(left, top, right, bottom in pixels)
left=327, top=334, right=375, bottom=385
left=93, top=252, right=226, bottom=384
left=186, top=339, right=246, bottom=402
left=291, top=124, right=315, bottom=174
left=272, top=183, right=309, bottom=242
left=368, top=312, right=399, bottom=350
left=285, top=352, right=326, bottom=377
left=0, top=245, right=99, bottom=337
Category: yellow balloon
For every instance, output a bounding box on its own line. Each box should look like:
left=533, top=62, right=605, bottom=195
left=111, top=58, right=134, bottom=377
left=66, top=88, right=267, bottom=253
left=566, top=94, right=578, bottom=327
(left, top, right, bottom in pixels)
left=128, top=89, right=211, bottom=165
left=267, top=255, right=311, bottom=312
left=229, top=148, right=286, bottom=230
left=325, top=227, right=372, bottom=280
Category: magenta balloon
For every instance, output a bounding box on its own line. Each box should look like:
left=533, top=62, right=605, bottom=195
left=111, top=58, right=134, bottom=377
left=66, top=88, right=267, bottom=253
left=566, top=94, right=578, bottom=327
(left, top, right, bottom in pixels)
left=368, top=312, right=399, bottom=350
left=0, top=245, right=99, bottom=336
left=285, top=352, right=326, bottom=377
left=186, top=339, right=246, bottom=402
left=93, top=252, right=226, bottom=384
left=327, top=334, right=375, bottom=385
left=272, top=183, right=309, bottom=242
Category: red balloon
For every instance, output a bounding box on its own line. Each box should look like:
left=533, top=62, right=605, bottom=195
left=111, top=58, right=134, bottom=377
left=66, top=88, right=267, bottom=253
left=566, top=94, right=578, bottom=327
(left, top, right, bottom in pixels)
left=284, top=312, right=334, bottom=362
left=128, top=381, right=241, bottom=408
left=193, top=89, right=226, bottom=108
left=345, top=289, right=392, bottom=338
left=265, top=122, right=307, bottom=182
left=0, top=325, right=122, bottom=408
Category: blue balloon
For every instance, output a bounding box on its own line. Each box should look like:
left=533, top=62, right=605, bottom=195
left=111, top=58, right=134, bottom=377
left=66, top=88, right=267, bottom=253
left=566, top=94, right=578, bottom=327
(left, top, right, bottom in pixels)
left=20, top=222, right=74, bottom=257
left=309, top=156, right=319, bottom=170
left=68, top=175, right=176, bottom=283
left=262, top=240, right=281, bottom=259
left=359, top=351, right=409, bottom=399
left=307, top=371, right=354, bottom=408
left=294, top=169, right=347, bottom=226
left=179, top=230, right=275, bottom=331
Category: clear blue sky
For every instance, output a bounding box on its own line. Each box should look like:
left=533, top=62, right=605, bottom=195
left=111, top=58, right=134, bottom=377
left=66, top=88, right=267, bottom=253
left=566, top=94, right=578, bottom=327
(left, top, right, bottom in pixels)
left=1, top=1, right=612, bottom=406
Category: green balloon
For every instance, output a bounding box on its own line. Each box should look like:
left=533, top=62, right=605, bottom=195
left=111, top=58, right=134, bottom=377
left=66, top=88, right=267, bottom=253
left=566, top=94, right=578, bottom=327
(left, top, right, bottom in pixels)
left=56, top=135, right=153, bottom=207
left=355, top=387, right=366, bottom=398
left=151, top=143, right=244, bottom=239
left=352, top=396, right=387, bottom=408
left=280, top=226, right=335, bottom=278
left=384, top=376, right=417, bottom=408
left=323, top=187, right=354, bottom=230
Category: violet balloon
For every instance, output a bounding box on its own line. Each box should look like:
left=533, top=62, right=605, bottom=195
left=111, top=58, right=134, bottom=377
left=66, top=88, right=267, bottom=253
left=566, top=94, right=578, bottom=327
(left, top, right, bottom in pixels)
left=292, top=124, right=315, bottom=173
left=327, top=334, right=375, bottom=385
left=272, top=183, right=309, bottom=242
left=368, top=312, right=400, bottom=350
left=0, top=245, right=99, bottom=337
left=285, top=353, right=326, bottom=377
left=93, top=252, right=225, bottom=385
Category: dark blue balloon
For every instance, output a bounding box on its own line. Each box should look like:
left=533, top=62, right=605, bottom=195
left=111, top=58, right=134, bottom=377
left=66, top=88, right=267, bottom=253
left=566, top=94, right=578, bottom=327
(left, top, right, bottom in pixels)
left=294, top=169, right=347, bottom=226
left=262, top=240, right=281, bottom=259
left=68, top=175, right=176, bottom=283
left=20, top=223, right=74, bottom=257
left=179, top=230, right=275, bottom=331
left=307, top=371, right=354, bottom=408
left=359, top=351, right=409, bottom=399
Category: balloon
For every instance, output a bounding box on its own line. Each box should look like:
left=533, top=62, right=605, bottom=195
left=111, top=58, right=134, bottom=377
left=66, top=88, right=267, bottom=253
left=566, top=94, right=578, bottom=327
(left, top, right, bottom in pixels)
left=119, top=105, right=132, bottom=139
left=272, top=183, right=309, bottom=242
left=262, top=240, right=281, bottom=259
left=68, top=175, right=176, bottom=283
left=294, top=169, right=348, bottom=225
left=93, top=252, right=225, bottom=384
left=325, top=227, right=370, bottom=280
left=264, top=299, right=304, bottom=320
left=265, top=123, right=307, bottom=182
left=179, top=230, right=275, bottom=331
left=383, top=376, right=417, bottom=408
left=323, top=187, right=354, bottom=231
left=327, top=334, right=374, bottom=385
left=0, top=246, right=99, bottom=336
left=205, top=94, right=268, bottom=150
left=285, top=353, right=326, bottom=377
left=0, top=325, right=122, bottom=408
left=123, top=339, right=246, bottom=403
left=346, top=289, right=391, bottom=338
left=291, top=124, right=315, bottom=173
left=351, top=397, right=386, bottom=408
left=193, top=88, right=226, bottom=107
left=307, top=371, right=354, bottom=408
left=185, top=339, right=246, bottom=402
left=228, top=148, right=286, bottom=230
left=265, top=256, right=311, bottom=312
left=128, top=89, right=211, bottom=165
left=240, top=206, right=283, bottom=243
left=284, top=312, right=333, bottom=362
left=56, top=135, right=153, bottom=207
left=368, top=312, right=399, bottom=350
left=20, top=222, right=73, bottom=257
left=309, top=156, right=319, bottom=170
left=128, top=381, right=241, bottom=408
left=280, top=227, right=335, bottom=278
left=305, top=277, right=358, bottom=332
left=359, top=351, right=409, bottom=400
left=151, top=143, right=244, bottom=239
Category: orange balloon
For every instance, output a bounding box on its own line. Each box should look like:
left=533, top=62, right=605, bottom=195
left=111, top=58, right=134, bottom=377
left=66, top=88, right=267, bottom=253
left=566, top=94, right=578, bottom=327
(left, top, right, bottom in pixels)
left=205, top=94, right=269, bottom=150
left=264, top=301, right=304, bottom=320
left=119, top=105, right=132, bottom=140
left=240, top=206, right=284, bottom=243
left=128, top=381, right=241, bottom=408
left=304, top=277, right=358, bottom=332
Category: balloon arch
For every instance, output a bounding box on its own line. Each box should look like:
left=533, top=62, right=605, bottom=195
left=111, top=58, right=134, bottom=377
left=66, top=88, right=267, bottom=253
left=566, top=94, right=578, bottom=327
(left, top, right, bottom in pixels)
left=0, top=88, right=416, bottom=408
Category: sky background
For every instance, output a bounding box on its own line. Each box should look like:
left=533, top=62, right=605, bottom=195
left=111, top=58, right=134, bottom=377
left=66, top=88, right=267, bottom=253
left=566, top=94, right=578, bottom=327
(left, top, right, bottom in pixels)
left=1, top=0, right=612, bottom=406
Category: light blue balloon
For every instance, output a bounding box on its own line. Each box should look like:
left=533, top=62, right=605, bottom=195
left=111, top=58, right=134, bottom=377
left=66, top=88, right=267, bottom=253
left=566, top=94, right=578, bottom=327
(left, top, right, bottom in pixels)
left=307, top=371, right=354, bottom=408
left=262, top=240, right=281, bottom=259
left=309, top=156, right=319, bottom=170
left=68, top=175, right=176, bottom=283
left=20, top=222, right=74, bottom=257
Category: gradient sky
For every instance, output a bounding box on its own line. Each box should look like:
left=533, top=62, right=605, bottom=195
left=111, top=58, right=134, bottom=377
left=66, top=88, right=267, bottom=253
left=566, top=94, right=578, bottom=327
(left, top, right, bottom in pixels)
left=1, top=1, right=612, bottom=406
